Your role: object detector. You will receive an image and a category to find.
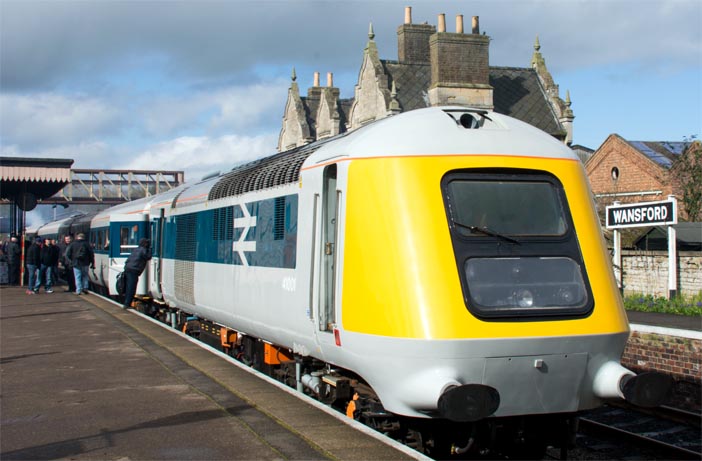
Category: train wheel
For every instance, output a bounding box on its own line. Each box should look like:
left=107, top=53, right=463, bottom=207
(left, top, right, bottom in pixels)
left=403, top=428, right=427, bottom=454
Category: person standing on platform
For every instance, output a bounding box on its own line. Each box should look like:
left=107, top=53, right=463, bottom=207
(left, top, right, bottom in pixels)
left=25, top=238, right=42, bottom=294
left=50, top=239, right=60, bottom=285
left=36, top=239, right=60, bottom=293
left=59, top=235, right=76, bottom=292
left=66, top=233, right=94, bottom=295
left=7, top=236, right=21, bottom=286
left=122, top=238, right=152, bottom=309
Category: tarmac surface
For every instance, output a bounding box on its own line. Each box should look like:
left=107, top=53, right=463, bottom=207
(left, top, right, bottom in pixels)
left=627, top=310, right=702, bottom=332
left=0, top=286, right=421, bottom=461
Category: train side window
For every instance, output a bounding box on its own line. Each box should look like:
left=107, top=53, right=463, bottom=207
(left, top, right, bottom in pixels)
left=120, top=225, right=139, bottom=254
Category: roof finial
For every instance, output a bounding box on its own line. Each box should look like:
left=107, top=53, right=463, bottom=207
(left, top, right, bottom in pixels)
left=291, top=67, right=297, bottom=82
left=389, top=80, right=401, bottom=114
left=565, top=90, right=571, bottom=107
left=534, top=35, right=541, bottom=52
left=368, top=22, right=375, bottom=40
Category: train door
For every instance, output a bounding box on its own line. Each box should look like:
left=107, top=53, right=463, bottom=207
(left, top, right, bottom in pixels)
left=149, top=209, right=165, bottom=299
left=318, top=164, right=338, bottom=334
left=107, top=214, right=148, bottom=296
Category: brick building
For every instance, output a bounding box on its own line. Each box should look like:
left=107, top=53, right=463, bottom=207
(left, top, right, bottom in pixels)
left=278, top=6, right=574, bottom=151
left=585, top=134, right=699, bottom=219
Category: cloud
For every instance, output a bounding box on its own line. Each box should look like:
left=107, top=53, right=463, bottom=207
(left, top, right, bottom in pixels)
left=0, top=1, right=374, bottom=91
left=209, top=81, right=289, bottom=133
left=0, top=140, right=115, bottom=168
left=125, top=133, right=280, bottom=183
left=0, top=92, right=122, bottom=147
left=2, top=1, right=698, bottom=93
left=140, top=79, right=289, bottom=137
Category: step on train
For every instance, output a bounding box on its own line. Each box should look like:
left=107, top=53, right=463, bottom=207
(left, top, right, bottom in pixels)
left=29, top=107, right=672, bottom=458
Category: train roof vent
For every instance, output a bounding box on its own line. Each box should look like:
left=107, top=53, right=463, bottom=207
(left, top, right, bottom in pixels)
left=443, top=109, right=493, bottom=129
left=208, top=134, right=344, bottom=201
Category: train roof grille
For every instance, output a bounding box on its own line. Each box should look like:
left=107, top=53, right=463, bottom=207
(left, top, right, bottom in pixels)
left=208, top=133, right=347, bottom=201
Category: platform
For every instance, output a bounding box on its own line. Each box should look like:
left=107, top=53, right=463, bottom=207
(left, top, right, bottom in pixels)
left=0, top=286, right=421, bottom=461
left=628, top=310, right=702, bottom=333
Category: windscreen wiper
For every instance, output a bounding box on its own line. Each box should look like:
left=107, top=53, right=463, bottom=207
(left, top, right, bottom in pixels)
left=452, top=221, right=521, bottom=245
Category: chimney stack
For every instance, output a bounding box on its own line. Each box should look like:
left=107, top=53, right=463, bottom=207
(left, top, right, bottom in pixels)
left=313, top=71, right=320, bottom=87
left=397, top=6, right=435, bottom=64
left=429, top=11, right=493, bottom=109
left=327, top=72, right=333, bottom=87
left=472, top=16, right=479, bottom=34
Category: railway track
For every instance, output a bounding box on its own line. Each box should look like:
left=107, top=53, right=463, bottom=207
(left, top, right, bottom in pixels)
left=577, top=404, right=701, bottom=460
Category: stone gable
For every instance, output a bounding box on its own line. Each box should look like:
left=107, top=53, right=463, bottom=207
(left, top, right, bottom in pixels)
left=348, top=31, right=392, bottom=130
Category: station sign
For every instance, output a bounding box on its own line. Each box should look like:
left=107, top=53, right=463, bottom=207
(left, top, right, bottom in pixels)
left=605, top=198, right=677, bottom=229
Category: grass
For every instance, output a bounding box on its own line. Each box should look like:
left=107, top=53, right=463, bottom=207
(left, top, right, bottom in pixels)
left=624, top=292, right=702, bottom=316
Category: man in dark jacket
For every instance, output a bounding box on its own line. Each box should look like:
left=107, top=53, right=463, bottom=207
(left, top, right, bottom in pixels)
left=37, top=239, right=60, bottom=293
left=59, top=234, right=76, bottom=292
left=123, top=238, right=152, bottom=309
left=65, top=233, right=94, bottom=295
left=6, top=236, right=21, bottom=286
left=25, top=238, right=42, bottom=294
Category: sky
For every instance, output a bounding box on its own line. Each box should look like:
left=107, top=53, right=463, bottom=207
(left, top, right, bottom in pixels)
left=1, top=0, right=701, bottom=188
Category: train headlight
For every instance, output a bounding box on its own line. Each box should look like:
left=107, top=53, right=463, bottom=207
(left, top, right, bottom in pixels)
left=515, top=289, right=534, bottom=308
left=558, top=287, right=575, bottom=304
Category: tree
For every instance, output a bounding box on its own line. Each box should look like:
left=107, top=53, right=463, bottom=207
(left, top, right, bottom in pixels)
left=672, top=138, right=702, bottom=221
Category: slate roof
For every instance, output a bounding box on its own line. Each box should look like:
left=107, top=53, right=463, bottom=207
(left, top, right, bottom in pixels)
left=571, top=144, right=595, bottom=164
left=383, top=60, right=431, bottom=111
left=626, top=141, right=691, bottom=169
left=490, top=67, right=565, bottom=138
left=298, top=64, right=565, bottom=140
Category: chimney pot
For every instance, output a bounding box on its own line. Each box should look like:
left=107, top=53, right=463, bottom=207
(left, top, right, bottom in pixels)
left=438, top=13, right=446, bottom=32
left=472, top=16, right=479, bottom=34
left=456, top=14, right=464, bottom=33
left=405, top=6, right=412, bottom=24
left=327, top=72, right=333, bottom=87
left=313, top=71, right=320, bottom=87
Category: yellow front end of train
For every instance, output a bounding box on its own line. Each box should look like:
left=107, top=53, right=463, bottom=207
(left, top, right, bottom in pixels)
left=342, top=154, right=628, bottom=340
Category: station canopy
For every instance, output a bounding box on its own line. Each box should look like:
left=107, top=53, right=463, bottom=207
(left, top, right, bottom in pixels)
left=0, top=157, right=74, bottom=210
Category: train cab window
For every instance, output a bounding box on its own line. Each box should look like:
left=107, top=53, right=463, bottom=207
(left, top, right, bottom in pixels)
left=446, top=180, right=566, bottom=237
left=442, top=170, right=593, bottom=320
left=120, top=225, right=139, bottom=255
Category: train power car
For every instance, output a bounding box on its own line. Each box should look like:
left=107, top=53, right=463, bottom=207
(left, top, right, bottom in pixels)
left=33, top=107, right=672, bottom=458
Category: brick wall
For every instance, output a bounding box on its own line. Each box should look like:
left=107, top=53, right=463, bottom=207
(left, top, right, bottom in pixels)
left=621, top=250, right=702, bottom=297
left=622, top=330, right=701, bottom=410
